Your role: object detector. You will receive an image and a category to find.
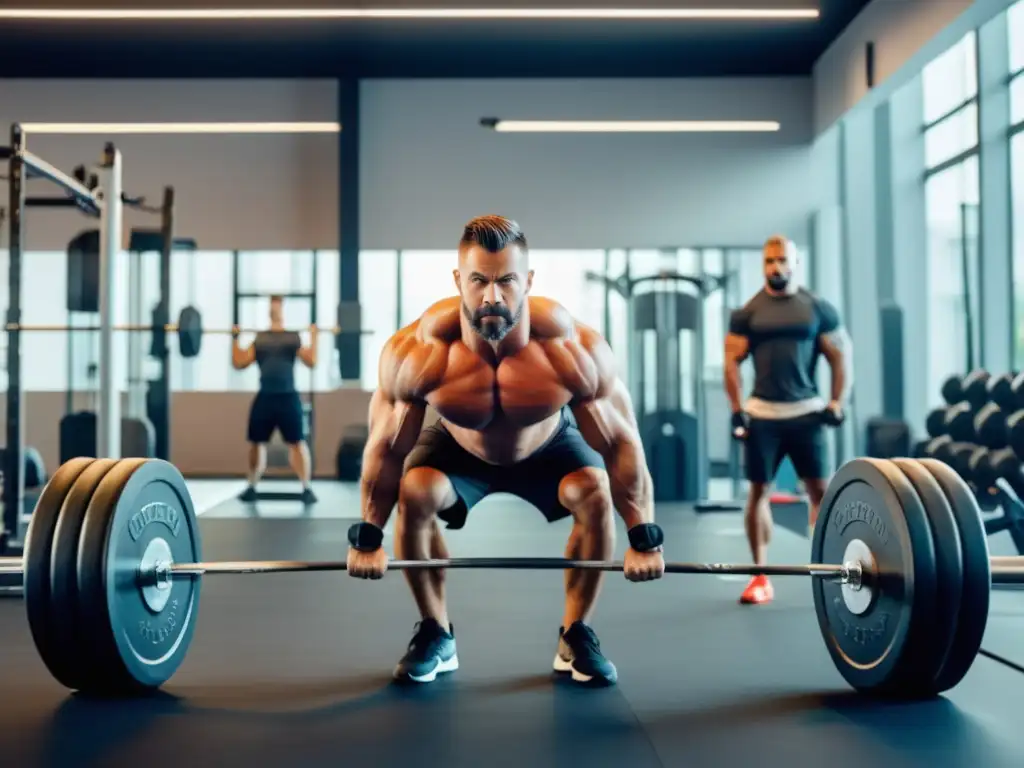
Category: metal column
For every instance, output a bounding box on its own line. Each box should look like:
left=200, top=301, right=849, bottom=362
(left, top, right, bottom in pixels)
left=3, top=125, right=26, bottom=550
left=97, top=144, right=123, bottom=459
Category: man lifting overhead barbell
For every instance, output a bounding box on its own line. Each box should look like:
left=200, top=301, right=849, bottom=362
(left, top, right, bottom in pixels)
left=231, top=294, right=318, bottom=505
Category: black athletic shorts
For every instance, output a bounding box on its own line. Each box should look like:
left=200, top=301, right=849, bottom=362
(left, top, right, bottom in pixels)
left=744, top=412, right=829, bottom=484
left=403, top=409, right=606, bottom=529
left=247, top=391, right=306, bottom=444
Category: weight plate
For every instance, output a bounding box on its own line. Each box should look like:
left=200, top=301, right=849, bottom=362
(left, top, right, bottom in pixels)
left=917, top=459, right=991, bottom=693
left=810, top=457, right=939, bottom=696
left=47, top=458, right=119, bottom=691
left=77, top=458, right=202, bottom=694
left=177, top=305, right=203, bottom=359
left=23, top=457, right=97, bottom=686
left=891, top=459, right=963, bottom=694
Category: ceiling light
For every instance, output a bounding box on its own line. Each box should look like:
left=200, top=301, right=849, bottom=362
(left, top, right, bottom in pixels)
left=480, top=119, right=781, bottom=133
left=19, top=122, right=341, bottom=134
left=0, top=8, right=819, bottom=21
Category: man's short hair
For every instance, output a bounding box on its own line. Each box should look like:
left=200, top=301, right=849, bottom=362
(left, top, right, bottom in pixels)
left=459, top=215, right=528, bottom=253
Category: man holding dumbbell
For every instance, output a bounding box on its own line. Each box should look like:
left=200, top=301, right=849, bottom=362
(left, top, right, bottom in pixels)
left=232, top=295, right=319, bottom=504
left=723, top=235, right=853, bottom=605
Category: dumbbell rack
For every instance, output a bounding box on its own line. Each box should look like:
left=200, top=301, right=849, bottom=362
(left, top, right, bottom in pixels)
left=918, top=370, right=1024, bottom=570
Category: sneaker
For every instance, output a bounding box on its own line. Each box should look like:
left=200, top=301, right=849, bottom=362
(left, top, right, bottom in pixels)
left=553, top=621, right=618, bottom=686
left=300, top=488, right=318, bottom=505
left=739, top=574, right=774, bottom=605
left=238, top=486, right=258, bottom=502
left=394, top=619, right=459, bottom=683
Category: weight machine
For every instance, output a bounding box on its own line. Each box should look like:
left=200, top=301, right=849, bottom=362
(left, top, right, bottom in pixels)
left=586, top=265, right=734, bottom=505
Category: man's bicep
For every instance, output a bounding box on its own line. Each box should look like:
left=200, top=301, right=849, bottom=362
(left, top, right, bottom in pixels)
left=571, top=394, right=638, bottom=456
left=819, top=326, right=852, bottom=362
left=724, top=332, right=749, bottom=362
left=366, top=390, right=426, bottom=458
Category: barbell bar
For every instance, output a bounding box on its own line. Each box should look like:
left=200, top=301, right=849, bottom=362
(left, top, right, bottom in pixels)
left=4, top=322, right=353, bottom=335
left=3, top=305, right=370, bottom=359
left=9, top=454, right=1015, bottom=699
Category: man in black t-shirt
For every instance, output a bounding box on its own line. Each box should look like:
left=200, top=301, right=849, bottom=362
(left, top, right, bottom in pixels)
left=723, top=235, right=853, bottom=605
left=232, top=295, right=319, bottom=504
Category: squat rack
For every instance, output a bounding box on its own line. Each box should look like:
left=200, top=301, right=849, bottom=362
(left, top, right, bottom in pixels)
left=1, top=124, right=124, bottom=555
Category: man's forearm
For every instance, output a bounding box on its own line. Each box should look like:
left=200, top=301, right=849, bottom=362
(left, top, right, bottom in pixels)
left=608, top=439, right=654, bottom=529
left=359, top=448, right=405, bottom=529
left=724, top=361, right=744, bottom=413
left=830, top=361, right=847, bottom=404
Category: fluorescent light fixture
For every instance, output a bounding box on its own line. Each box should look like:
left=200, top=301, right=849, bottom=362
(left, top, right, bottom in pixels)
left=0, top=8, right=819, bottom=20
left=19, top=121, right=341, bottom=134
left=480, top=119, right=781, bottom=133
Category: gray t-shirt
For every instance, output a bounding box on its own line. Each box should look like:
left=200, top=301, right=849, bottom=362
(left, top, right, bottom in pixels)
left=254, top=331, right=301, bottom=393
left=729, top=288, right=840, bottom=406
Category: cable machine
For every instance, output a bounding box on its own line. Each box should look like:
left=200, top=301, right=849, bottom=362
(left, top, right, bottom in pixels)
left=587, top=265, right=730, bottom=504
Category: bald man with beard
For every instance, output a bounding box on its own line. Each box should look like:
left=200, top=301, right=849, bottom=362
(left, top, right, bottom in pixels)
left=723, top=235, right=853, bottom=606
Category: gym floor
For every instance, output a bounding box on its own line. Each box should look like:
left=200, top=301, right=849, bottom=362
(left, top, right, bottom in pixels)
left=2, top=482, right=1024, bottom=768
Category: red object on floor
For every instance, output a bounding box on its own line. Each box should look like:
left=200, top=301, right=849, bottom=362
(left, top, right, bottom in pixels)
left=770, top=492, right=805, bottom=504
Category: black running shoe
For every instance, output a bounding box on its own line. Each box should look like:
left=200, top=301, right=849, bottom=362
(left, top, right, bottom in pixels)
left=238, top=486, right=258, bottom=502
left=553, top=621, right=618, bottom=686
left=394, top=619, right=459, bottom=683
left=300, top=488, right=318, bottom=505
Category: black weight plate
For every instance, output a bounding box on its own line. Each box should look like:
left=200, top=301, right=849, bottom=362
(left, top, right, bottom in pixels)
left=23, top=457, right=97, bottom=687
left=47, top=458, right=119, bottom=691
left=891, top=459, right=963, bottom=694
left=77, top=458, right=202, bottom=694
left=917, top=458, right=991, bottom=693
left=177, top=305, right=203, bottom=359
left=810, top=457, right=939, bottom=696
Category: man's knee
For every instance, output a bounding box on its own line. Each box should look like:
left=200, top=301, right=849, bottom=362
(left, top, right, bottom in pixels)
left=399, top=467, right=451, bottom=523
left=559, top=467, right=612, bottom=525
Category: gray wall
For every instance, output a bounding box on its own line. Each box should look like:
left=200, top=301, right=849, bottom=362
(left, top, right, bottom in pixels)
left=360, top=78, right=815, bottom=249
left=0, top=79, right=339, bottom=250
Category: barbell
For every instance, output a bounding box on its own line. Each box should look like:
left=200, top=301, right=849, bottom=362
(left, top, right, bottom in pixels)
left=2, top=453, right=1017, bottom=698
left=4, top=305, right=370, bottom=359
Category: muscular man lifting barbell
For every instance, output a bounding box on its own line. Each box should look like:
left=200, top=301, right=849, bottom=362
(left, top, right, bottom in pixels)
left=346, top=215, right=665, bottom=687
left=232, top=295, right=318, bottom=505
left=724, top=235, right=853, bottom=606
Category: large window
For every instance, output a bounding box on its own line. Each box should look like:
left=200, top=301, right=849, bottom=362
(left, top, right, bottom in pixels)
left=359, top=250, right=399, bottom=391
left=920, top=29, right=981, bottom=405
left=1012, top=134, right=1024, bottom=367
left=922, top=31, right=979, bottom=169
left=925, top=157, right=981, bottom=406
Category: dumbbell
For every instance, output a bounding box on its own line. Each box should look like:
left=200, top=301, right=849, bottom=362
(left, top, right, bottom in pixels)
left=919, top=435, right=976, bottom=478
left=1008, top=410, right=1024, bottom=462
left=961, top=370, right=992, bottom=409
left=1012, top=372, right=1024, bottom=411
left=944, top=401, right=979, bottom=443
left=919, top=434, right=952, bottom=460
left=926, top=407, right=949, bottom=438
left=973, top=402, right=1009, bottom=449
left=968, top=446, right=1024, bottom=498
left=941, top=374, right=965, bottom=406
left=987, top=373, right=1018, bottom=411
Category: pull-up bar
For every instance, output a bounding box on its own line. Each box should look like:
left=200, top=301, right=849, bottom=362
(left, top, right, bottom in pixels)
left=0, top=141, right=102, bottom=217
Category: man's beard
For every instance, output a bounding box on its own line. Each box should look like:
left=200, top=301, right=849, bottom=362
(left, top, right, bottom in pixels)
left=766, top=273, right=790, bottom=291
left=463, top=300, right=522, bottom=342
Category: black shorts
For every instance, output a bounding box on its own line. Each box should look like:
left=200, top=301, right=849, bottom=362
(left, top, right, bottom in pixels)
left=247, top=392, right=306, bottom=444
left=744, top=413, right=829, bottom=484
left=403, top=411, right=606, bottom=529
